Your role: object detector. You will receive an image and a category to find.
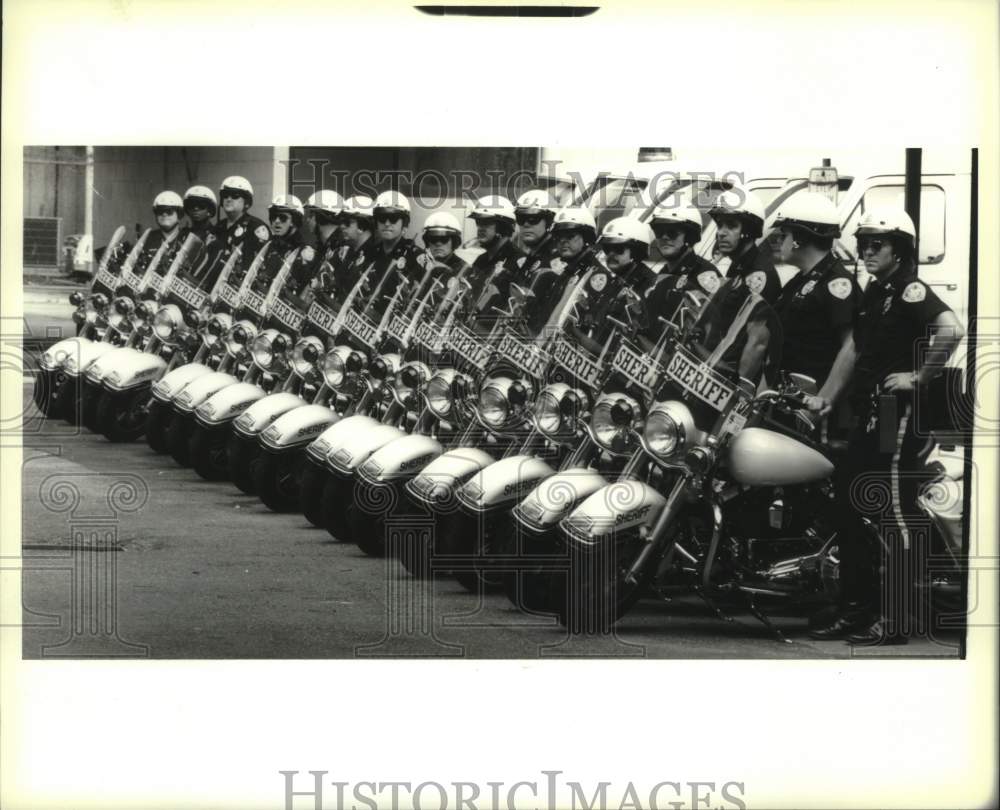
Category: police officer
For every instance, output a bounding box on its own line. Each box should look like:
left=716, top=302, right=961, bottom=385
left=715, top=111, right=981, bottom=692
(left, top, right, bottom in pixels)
left=195, top=176, right=270, bottom=287
left=248, top=194, right=306, bottom=296
left=466, top=195, right=524, bottom=315
left=297, top=190, right=345, bottom=296
left=805, top=206, right=965, bottom=644
left=418, top=212, right=474, bottom=319
left=510, top=189, right=561, bottom=290
left=126, top=191, right=185, bottom=298
left=709, top=189, right=781, bottom=304
left=360, top=191, right=425, bottom=314
left=323, top=194, right=378, bottom=298
left=771, top=194, right=861, bottom=389
left=643, top=202, right=722, bottom=342
left=182, top=186, right=218, bottom=241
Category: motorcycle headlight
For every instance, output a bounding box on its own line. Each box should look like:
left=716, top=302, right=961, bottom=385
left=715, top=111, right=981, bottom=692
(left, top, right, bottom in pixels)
left=392, top=362, right=431, bottom=408
left=532, top=383, right=569, bottom=436
left=426, top=369, right=456, bottom=418
left=224, top=319, right=257, bottom=359
left=292, top=336, right=325, bottom=378
left=367, top=353, right=401, bottom=384
left=204, top=313, right=232, bottom=348
left=135, top=300, right=156, bottom=323
left=69, top=291, right=85, bottom=306
left=153, top=304, right=183, bottom=342
left=589, top=392, right=642, bottom=454
left=185, top=309, right=206, bottom=331
left=478, top=375, right=530, bottom=429
left=644, top=409, right=682, bottom=458
left=108, top=296, right=134, bottom=329
left=250, top=329, right=284, bottom=371
left=91, top=292, right=109, bottom=310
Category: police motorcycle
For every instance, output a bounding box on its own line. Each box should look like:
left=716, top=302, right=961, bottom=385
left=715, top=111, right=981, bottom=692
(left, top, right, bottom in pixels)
left=91, top=231, right=208, bottom=441
left=34, top=224, right=130, bottom=418
left=542, top=282, right=856, bottom=637
left=164, top=198, right=305, bottom=477
left=60, top=211, right=186, bottom=428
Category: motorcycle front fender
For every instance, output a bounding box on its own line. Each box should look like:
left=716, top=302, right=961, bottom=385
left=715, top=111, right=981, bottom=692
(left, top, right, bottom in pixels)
left=231, top=391, right=306, bottom=438
left=152, top=362, right=215, bottom=404
left=305, top=414, right=380, bottom=463
left=513, top=467, right=610, bottom=533
left=405, top=447, right=496, bottom=507
left=559, top=480, right=668, bottom=550
left=174, top=371, right=242, bottom=416
left=260, top=404, right=339, bottom=450
left=457, top=454, right=557, bottom=514
left=359, top=434, right=444, bottom=484
left=324, top=423, right=407, bottom=475
left=64, top=341, right=121, bottom=378
left=102, top=351, right=168, bottom=392
left=40, top=337, right=89, bottom=371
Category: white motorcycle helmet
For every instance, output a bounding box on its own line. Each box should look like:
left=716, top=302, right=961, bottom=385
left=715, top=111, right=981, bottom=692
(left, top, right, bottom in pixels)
left=182, top=185, right=217, bottom=217
left=598, top=216, right=655, bottom=261
left=650, top=202, right=704, bottom=243
left=153, top=190, right=184, bottom=214
left=305, top=190, right=345, bottom=218
left=551, top=206, right=597, bottom=243
left=772, top=193, right=842, bottom=239
left=854, top=205, right=917, bottom=258
left=268, top=194, right=305, bottom=228
left=342, top=195, right=375, bottom=221
left=422, top=211, right=463, bottom=248
left=709, top=189, right=766, bottom=239
left=373, top=190, right=411, bottom=225
left=515, top=189, right=558, bottom=224
left=219, top=175, right=254, bottom=207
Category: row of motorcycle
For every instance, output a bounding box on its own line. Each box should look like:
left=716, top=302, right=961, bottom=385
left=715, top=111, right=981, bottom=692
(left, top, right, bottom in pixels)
left=34, top=223, right=966, bottom=639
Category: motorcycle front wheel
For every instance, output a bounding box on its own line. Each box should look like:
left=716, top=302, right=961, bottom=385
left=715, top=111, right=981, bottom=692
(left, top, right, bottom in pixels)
left=52, top=376, right=79, bottom=422
left=145, top=399, right=173, bottom=453
left=500, top=523, right=566, bottom=615
left=557, top=534, right=651, bottom=635
left=32, top=365, right=64, bottom=418
left=321, top=474, right=354, bottom=542
left=228, top=431, right=262, bottom=494
left=254, top=448, right=305, bottom=513
left=189, top=423, right=231, bottom=480
left=80, top=379, right=104, bottom=431
left=166, top=411, right=196, bottom=467
left=96, top=387, right=150, bottom=442
left=440, top=509, right=506, bottom=593
left=298, top=458, right=329, bottom=527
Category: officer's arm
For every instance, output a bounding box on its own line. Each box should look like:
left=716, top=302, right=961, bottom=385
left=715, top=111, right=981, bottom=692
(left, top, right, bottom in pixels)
left=915, top=310, right=965, bottom=385
left=816, top=329, right=857, bottom=405
left=567, top=323, right=602, bottom=356
left=738, top=318, right=771, bottom=380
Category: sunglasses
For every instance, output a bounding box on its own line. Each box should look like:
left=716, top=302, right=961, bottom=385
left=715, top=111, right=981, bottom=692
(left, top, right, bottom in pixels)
left=858, top=238, right=887, bottom=254
left=220, top=191, right=244, bottom=201
left=515, top=214, right=545, bottom=226
left=601, top=243, right=629, bottom=255
left=425, top=235, right=452, bottom=245
left=269, top=213, right=292, bottom=224
left=375, top=213, right=404, bottom=225
left=651, top=225, right=684, bottom=240
left=154, top=206, right=178, bottom=216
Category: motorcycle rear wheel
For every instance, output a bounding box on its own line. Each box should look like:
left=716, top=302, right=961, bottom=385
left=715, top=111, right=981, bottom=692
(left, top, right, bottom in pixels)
left=145, top=399, right=173, bottom=453
left=189, top=424, right=231, bottom=481
left=255, top=449, right=304, bottom=513
left=96, top=387, right=150, bottom=442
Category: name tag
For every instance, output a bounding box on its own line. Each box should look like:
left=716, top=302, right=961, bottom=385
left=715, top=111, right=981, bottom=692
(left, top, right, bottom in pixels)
left=218, top=284, right=239, bottom=308
left=611, top=341, right=663, bottom=394
left=447, top=323, right=492, bottom=371
left=664, top=348, right=735, bottom=411
left=343, top=309, right=378, bottom=345
left=551, top=338, right=603, bottom=389
left=497, top=334, right=547, bottom=379
left=306, top=300, right=339, bottom=336
left=270, top=297, right=305, bottom=332
left=168, top=275, right=208, bottom=309
left=243, top=289, right=267, bottom=316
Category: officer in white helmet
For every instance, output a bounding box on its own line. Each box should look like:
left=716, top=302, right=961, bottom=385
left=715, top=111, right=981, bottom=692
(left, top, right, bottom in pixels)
left=467, top=195, right=524, bottom=317
left=358, top=190, right=425, bottom=315
left=182, top=186, right=217, bottom=240
left=771, top=193, right=861, bottom=389
left=566, top=216, right=658, bottom=353
left=709, top=189, right=781, bottom=304
left=643, top=201, right=722, bottom=340
left=803, top=206, right=965, bottom=646
left=126, top=191, right=185, bottom=295
left=418, top=211, right=475, bottom=317
left=242, top=194, right=306, bottom=295
left=508, top=189, right=561, bottom=292
left=321, top=195, right=378, bottom=298
left=300, top=190, right=346, bottom=298
left=194, top=176, right=270, bottom=287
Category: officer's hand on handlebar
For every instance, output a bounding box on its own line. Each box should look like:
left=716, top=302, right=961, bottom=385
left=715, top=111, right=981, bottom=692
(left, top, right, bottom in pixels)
left=801, top=394, right=832, bottom=418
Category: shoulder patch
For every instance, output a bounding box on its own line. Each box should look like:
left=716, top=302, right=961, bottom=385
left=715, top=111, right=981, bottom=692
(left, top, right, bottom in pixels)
left=697, top=270, right=720, bottom=294
left=549, top=258, right=566, bottom=275
left=902, top=281, right=927, bottom=303
left=254, top=225, right=269, bottom=241
left=301, top=246, right=315, bottom=263
left=416, top=253, right=428, bottom=268
left=516, top=257, right=526, bottom=268
left=234, top=226, right=245, bottom=238
left=827, top=278, right=852, bottom=300
left=745, top=270, right=766, bottom=295
left=589, top=272, right=608, bottom=293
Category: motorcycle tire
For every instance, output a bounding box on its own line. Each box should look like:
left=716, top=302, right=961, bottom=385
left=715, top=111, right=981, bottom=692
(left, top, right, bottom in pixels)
left=32, top=365, right=64, bottom=418
left=557, top=535, right=650, bottom=635
left=499, top=521, right=564, bottom=615
left=145, top=399, right=173, bottom=454
left=189, top=424, right=231, bottom=481
left=298, top=459, right=329, bottom=528
left=51, top=376, right=79, bottom=423
left=254, top=449, right=304, bottom=513
left=228, top=432, right=261, bottom=495
left=321, top=475, right=353, bottom=542
left=349, top=502, right=386, bottom=557
left=80, top=379, right=103, bottom=432
left=441, top=510, right=505, bottom=594
left=166, top=411, right=195, bottom=467
left=96, top=387, right=150, bottom=443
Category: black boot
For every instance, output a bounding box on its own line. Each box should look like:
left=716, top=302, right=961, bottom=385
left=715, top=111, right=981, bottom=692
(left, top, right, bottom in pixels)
left=847, top=619, right=909, bottom=646
left=808, top=603, right=873, bottom=640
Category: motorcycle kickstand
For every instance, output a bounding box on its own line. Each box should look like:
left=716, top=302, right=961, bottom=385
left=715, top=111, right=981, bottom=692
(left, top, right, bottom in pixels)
left=695, top=587, right=734, bottom=623
left=746, top=597, right=791, bottom=644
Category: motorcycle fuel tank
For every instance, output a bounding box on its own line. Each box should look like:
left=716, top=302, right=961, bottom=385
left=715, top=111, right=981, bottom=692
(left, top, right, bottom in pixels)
left=727, top=427, right=833, bottom=486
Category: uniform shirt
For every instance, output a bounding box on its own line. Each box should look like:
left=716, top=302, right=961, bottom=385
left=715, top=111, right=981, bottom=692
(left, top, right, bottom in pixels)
left=468, top=238, right=524, bottom=313
left=851, top=266, right=950, bottom=399
left=196, top=212, right=271, bottom=289
left=533, top=246, right=608, bottom=337
left=360, top=237, right=426, bottom=316
left=724, top=242, right=782, bottom=305
left=250, top=231, right=304, bottom=294
left=577, top=259, right=658, bottom=346
left=775, top=252, right=862, bottom=386
left=426, top=252, right=474, bottom=319
left=643, top=249, right=722, bottom=341
left=510, top=234, right=560, bottom=290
